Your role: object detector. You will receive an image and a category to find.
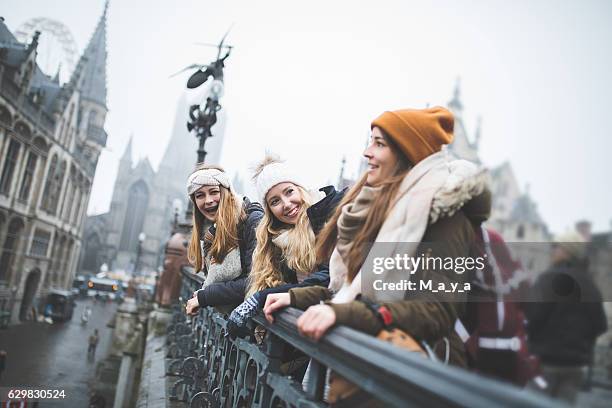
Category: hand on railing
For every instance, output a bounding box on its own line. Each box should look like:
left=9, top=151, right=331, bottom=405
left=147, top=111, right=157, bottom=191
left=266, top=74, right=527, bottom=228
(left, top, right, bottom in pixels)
left=185, top=292, right=200, bottom=316
left=263, top=293, right=291, bottom=323
left=297, top=304, right=336, bottom=342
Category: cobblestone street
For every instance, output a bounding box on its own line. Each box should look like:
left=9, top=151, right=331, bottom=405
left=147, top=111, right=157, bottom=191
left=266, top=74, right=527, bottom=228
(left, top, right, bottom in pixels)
left=0, top=298, right=117, bottom=406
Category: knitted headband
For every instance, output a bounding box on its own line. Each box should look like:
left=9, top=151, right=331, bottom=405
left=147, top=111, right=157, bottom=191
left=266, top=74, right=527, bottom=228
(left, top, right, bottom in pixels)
left=186, top=168, right=232, bottom=196
left=254, top=161, right=305, bottom=204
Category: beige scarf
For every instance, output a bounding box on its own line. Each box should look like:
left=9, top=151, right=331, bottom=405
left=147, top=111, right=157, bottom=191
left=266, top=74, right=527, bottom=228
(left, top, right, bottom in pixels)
left=328, top=185, right=380, bottom=291
left=330, top=151, right=488, bottom=303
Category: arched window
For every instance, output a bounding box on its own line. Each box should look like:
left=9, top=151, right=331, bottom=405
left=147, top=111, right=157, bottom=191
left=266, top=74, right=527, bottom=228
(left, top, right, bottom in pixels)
left=14, top=121, right=32, bottom=141
left=0, top=218, right=25, bottom=281
left=52, top=235, right=67, bottom=286
left=41, top=154, right=58, bottom=211
left=18, top=151, right=38, bottom=202
left=0, top=139, right=21, bottom=194
left=120, top=180, right=149, bottom=252
left=64, top=239, right=75, bottom=283
left=72, top=174, right=84, bottom=225
left=53, top=161, right=67, bottom=214
left=30, top=228, right=51, bottom=257
left=0, top=105, right=11, bottom=127
left=62, top=168, right=76, bottom=222
left=42, top=158, right=66, bottom=215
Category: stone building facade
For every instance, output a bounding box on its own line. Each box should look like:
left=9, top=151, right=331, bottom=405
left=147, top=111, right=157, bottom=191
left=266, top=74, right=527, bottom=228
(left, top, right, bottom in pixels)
left=0, top=7, right=108, bottom=322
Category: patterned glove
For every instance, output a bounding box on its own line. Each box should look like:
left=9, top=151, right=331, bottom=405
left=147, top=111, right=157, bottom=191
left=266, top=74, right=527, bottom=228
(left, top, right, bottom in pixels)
left=228, top=292, right=263, bottom=328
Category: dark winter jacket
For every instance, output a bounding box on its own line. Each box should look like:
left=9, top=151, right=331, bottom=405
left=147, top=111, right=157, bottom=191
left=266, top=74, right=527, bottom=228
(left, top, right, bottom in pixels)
left=226, top=186, right=347, bottom=336
left=197, top=197, right=263, bottom=306
left=255, top=185, right=347, bottom=306
left=289, top=188, right=492, bottom=368
left=525, top=260, right=608, bottom=366
left=200, top=187, right=346, bottom=307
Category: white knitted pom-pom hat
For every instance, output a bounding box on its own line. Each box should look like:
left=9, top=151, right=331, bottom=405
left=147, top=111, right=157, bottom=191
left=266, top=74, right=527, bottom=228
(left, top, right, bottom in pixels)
left=253, top=155, right=305, bottom=204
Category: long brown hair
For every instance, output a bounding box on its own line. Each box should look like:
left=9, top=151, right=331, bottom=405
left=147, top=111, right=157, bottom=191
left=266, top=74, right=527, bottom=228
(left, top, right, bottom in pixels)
left=315, top=131, right=413, bottom=282
left=187, top=164, right=245, bottom=272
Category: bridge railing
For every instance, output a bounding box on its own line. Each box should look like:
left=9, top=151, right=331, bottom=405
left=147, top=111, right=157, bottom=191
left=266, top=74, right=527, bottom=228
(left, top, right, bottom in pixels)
left=165, top=266, right=559, bottom=407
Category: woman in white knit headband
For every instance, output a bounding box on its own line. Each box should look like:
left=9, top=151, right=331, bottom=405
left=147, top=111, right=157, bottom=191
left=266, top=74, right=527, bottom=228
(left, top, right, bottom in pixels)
left=185, top=164, right=263, bottom=316
left=226, top=154, right=346, bottom=344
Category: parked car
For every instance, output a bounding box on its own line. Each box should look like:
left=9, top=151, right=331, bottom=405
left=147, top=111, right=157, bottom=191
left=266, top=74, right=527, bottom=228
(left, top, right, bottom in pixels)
left=71, top=275, right=89, bottom=297
left=86, top=277, right=123, bottom=301
left=44, top=290, right=76, bottom=322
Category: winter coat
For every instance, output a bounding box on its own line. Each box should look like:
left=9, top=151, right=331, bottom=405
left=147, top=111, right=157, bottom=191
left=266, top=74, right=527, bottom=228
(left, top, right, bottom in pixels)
left=525, top=259, right=608, bottom=366
left=227, top=186, right=347, bottom=333
left=256, top=185, right=347, bottom=302
left=288, top=187, right=492, bottom=368
left=199, top=187, right=346, bottom=307
left=197, top=197, right=263, bottom=306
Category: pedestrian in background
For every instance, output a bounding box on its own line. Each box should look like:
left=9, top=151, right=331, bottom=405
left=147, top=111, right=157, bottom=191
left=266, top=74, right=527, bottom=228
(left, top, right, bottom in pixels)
left=185, top=165, right=263, bottom=315
left=88, top=329, right=100, bottom=357
left=0, top=350, right=6, bottom=381
left=525, top=230, right=607, bottom=405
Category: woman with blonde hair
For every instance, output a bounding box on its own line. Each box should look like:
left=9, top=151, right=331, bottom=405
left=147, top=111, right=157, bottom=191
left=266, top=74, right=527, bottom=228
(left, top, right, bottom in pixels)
left=264, top=106, right=492, bottom=369
left=185, top=164, right=263, bottom=315
left=227, top=155, right=345, bottom=335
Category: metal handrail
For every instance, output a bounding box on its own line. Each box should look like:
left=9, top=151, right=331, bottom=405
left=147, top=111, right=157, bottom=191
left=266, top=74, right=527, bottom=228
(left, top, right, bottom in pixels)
left=175, top=267, right=560, bottom=407
left=255, top=308, right=556, bottom=408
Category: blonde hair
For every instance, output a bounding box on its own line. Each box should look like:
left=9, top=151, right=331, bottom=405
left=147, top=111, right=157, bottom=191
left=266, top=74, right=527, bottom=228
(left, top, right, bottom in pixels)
left=187, top=164, right=245, bottom=272
left=246, top=185, right=316, bottom=296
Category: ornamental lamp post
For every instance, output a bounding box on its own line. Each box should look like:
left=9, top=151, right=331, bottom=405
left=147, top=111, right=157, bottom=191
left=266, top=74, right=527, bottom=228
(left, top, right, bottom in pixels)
left=174, top=30, right=232, bottom=222
left=173, top=28, right=232, bottom=166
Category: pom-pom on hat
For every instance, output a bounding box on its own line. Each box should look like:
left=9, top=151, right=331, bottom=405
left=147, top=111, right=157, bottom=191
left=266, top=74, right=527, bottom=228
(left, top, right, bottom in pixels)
left=371, top=106, right=455, bottom=165
left=252, top=153, right=305, bottom=204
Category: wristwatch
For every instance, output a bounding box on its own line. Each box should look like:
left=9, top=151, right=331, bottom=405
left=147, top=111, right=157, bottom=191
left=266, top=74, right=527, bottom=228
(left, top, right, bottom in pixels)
left=356, top=295, right=394, bottom=328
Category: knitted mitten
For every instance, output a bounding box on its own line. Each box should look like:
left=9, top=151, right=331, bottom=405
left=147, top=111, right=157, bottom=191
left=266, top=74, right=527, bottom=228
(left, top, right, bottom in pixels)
left=229, top=292, right=263, bottom=327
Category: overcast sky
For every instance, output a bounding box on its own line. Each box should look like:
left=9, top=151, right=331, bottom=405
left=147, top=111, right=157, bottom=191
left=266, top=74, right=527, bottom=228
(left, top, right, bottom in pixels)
left=4, top=0, right=612, bottom=234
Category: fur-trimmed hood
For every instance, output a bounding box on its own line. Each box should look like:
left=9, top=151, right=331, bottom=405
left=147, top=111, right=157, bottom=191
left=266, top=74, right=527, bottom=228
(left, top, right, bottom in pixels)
left=429, top=161, right=491, bottom=226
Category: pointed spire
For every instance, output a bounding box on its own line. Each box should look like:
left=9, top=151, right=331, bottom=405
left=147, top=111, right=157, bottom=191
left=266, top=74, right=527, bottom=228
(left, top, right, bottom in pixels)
left=448, top=77, right=463, bottom=113
left=337, top=156, right=346, bottom=188
left=27, top=31, right=41, bottom=53
left=474, top=116, right=482, bottom=148
left=121, top=134, right=133, bottom=163
left=52, top=63, right=61, bottom=84
left=74, top=1, right=108, bottom=107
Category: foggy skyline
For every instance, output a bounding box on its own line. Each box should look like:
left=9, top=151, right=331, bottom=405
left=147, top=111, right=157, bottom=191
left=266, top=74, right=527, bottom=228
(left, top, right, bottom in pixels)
left=3, top=0, right=612, bottom=234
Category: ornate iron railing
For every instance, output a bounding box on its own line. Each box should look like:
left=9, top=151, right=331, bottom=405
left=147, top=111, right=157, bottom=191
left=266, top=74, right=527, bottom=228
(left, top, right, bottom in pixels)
left=166, top=267, right=558, bottom=407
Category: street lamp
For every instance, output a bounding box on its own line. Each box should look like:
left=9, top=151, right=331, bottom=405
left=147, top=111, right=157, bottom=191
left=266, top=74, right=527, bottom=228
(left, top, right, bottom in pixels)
left=183, top=33, right=231, bottom=165
left=179, top=33, right=232, bottom=221
left=135, top=232, right=146, bottom=276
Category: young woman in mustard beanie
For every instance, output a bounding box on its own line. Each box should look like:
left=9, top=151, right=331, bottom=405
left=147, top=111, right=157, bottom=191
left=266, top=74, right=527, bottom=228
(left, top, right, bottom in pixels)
left=226, top=154, right=346, bottom=337
left=264, top=106, right=492, bottom=371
